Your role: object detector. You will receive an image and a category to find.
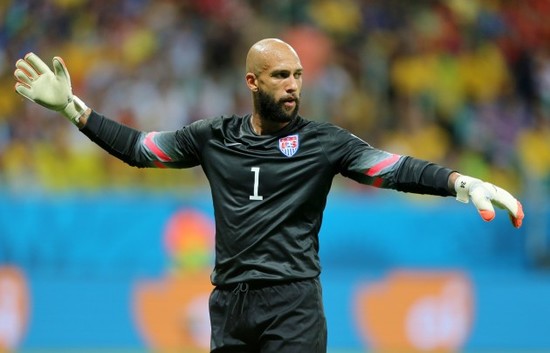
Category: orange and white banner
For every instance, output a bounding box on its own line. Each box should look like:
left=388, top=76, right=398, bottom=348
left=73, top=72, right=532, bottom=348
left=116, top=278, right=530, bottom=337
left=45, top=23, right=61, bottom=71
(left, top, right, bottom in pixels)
left=0, top=267, right=29, bottom=352
left=354, top=270, right=474, bottom=352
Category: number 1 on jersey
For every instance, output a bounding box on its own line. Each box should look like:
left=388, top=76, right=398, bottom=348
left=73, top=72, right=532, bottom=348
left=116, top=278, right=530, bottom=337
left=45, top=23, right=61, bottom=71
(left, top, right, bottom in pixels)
left=249, top=167, right=263, bottom=201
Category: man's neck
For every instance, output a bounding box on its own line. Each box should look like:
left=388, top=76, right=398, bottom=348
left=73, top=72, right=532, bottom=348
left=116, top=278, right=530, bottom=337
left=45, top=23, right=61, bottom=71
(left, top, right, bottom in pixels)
left=250, top=114, right=291, bottom=135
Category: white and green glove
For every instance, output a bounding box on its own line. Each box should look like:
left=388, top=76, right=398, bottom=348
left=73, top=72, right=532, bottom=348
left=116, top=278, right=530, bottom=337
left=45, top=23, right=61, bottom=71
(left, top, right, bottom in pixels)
left=14, top=53, right=88, bottom=125
left=454, top=174, right=524, bottom=228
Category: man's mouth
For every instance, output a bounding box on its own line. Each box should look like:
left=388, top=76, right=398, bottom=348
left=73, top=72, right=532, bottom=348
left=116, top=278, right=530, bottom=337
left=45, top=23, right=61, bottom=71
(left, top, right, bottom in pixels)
left=283, top=100, right=296, bottom=108
left=281, top=96, right=297, bottom=108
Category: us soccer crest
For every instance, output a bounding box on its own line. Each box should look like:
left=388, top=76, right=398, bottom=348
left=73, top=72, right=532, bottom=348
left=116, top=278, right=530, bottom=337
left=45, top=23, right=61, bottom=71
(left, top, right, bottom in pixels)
left=278, top=135, right=299, bottom=157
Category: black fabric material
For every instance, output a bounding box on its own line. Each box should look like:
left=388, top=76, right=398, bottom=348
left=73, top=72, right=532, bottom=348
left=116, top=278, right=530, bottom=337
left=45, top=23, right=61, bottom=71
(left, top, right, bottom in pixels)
left=77, top=112, right=457, bottom=287
left=395, top=156, right=456, bottom=196
left=80, top=111, right=145, bottom=167
left=209, top=278, right=327, bottom=353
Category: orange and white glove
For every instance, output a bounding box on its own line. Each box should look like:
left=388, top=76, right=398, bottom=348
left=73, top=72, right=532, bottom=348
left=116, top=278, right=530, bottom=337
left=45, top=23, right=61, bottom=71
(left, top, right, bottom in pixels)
left=454, top=174, right=524, bottom=228
left=14, top=53, right=88, bottom=125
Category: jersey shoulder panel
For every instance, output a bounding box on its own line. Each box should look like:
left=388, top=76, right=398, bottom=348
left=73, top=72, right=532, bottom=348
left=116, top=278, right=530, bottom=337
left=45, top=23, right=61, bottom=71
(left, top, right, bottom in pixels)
left=299, top=119, right=373, bottom=166
left=175, top=114, right=245, bottom=148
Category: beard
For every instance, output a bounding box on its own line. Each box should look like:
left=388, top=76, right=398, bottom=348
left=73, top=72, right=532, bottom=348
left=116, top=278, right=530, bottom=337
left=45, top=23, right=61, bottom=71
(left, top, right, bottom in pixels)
left=255, top=88, right=300, bottom=123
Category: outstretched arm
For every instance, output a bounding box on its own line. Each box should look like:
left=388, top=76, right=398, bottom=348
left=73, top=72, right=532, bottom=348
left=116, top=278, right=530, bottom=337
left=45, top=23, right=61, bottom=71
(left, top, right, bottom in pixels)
left=393, top=159, right=523, bottom=228
left=14, top=53, right=200, bottom=169
left=332, top=130, right=524, bottom=229
left=390, top=158, right=523, bottom=229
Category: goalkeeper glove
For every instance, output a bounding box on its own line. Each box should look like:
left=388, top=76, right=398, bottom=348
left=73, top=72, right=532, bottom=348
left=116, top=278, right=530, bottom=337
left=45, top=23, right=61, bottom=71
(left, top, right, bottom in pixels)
left=14, top=53, right=88, bottom=125
left=454, top=174, right=524, bottom=228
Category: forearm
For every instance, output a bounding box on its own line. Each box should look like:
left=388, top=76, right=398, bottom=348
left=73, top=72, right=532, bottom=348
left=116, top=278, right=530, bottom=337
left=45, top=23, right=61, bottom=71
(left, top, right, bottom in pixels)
left=394, top=157, right=457, bottom=196
left=79, top=110, right=147, bottom=168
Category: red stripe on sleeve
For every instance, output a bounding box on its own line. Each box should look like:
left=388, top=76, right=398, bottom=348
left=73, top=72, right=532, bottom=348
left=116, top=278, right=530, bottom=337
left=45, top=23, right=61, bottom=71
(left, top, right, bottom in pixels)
left=372, top=177, right=384, bottom=188
left=144, top=132, right=172, bottom=162
left=366, top=154, right=400, bottom=177
left=153, top=161, right=167, bottom=169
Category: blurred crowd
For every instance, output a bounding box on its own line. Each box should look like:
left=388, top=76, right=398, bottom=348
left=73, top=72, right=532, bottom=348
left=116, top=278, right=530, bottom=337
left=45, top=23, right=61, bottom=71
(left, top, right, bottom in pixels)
left=1, top=0, right=550, bottom=196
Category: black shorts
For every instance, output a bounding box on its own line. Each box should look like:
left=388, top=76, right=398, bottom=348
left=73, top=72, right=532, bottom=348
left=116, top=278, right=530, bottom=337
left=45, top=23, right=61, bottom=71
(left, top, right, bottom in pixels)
left=209, top=278, right=327, bottom=353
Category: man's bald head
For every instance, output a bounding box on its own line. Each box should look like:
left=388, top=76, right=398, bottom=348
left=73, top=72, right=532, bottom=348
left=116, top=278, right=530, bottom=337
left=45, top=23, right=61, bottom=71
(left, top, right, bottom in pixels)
left=244, top=38, right=303, bottom=133
left=245, top=38, right=300, bottom=75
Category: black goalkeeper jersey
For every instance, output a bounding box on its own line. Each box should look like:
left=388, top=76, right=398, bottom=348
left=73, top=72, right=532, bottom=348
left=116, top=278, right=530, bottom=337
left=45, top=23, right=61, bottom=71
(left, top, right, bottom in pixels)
left=81, top=111, right=454, bottom=286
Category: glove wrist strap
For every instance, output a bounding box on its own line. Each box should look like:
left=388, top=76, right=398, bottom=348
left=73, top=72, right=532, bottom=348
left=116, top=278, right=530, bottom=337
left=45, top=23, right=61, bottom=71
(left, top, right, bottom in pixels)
left=62, top=95, right=88, bottom=125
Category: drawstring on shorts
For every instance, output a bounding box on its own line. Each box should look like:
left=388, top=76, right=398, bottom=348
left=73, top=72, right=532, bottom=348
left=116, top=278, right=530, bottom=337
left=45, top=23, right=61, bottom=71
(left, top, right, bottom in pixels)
left=231, top=282, right=250, bottom=317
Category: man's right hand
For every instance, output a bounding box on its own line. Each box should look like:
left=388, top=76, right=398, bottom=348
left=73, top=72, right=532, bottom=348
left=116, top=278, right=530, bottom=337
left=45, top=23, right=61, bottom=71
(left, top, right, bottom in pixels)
left=14, top=53, right=88, bottom=125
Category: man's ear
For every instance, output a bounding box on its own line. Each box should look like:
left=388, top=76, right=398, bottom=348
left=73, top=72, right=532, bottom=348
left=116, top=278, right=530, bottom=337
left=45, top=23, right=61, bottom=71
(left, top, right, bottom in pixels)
left=245, top=72, right=258, bottom=92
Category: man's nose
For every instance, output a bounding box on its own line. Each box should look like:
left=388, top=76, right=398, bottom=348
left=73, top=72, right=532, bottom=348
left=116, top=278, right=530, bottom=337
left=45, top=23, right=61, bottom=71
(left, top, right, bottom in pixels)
left=285, top=77, right=298, bottom=92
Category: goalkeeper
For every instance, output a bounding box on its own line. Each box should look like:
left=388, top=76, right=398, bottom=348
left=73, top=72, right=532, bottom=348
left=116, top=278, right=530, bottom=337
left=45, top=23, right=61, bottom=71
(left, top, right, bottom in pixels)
left=14, top=38, right=524, bottom=353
